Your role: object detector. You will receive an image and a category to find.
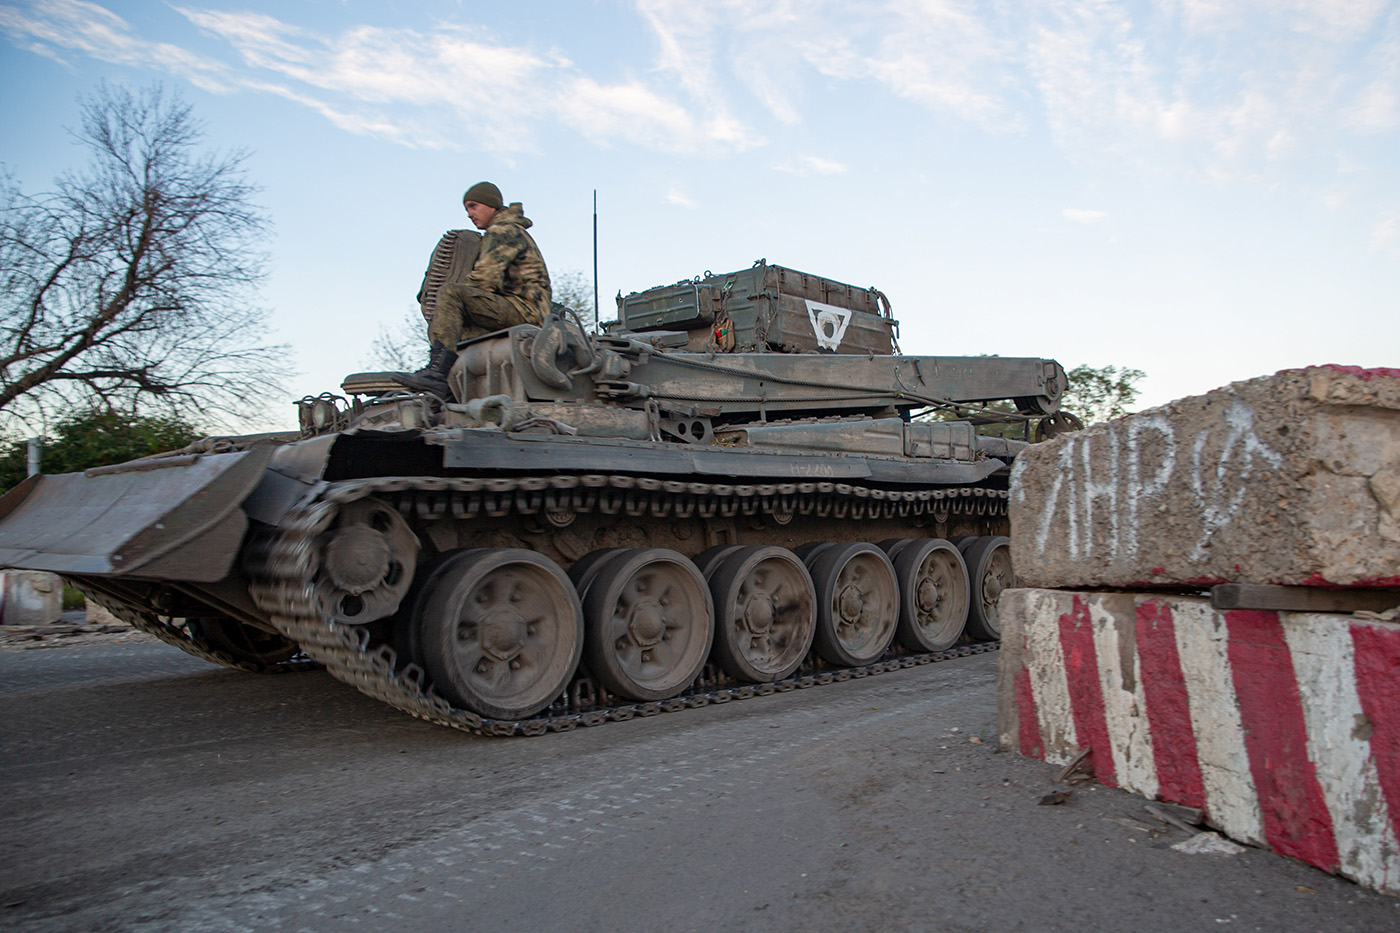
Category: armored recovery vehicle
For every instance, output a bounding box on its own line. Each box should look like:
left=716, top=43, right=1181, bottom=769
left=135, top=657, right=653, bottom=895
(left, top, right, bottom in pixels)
left=0, top=262, right=1071, bottom=735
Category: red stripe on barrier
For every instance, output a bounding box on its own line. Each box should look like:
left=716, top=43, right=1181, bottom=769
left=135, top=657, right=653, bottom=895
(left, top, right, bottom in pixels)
left=1058, top=595, right=1116, bottom=786
left=1226, top=610, right=1339, bottom=870
left=1351, top=622, right=1400, bottom=847
left=1134, top=599, right=1206, bottom=808
left=1014, top=649, right=1044, bottom=759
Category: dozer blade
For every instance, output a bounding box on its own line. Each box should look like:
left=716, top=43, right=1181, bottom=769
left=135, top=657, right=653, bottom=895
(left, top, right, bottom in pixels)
left=0, top=446, right=274, bottom=582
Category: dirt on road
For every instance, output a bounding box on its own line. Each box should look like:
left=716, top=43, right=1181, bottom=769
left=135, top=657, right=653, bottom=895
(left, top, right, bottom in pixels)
left=0, top=621, right=157, bottom=651
left=2, top=642, right=1397, bottom=932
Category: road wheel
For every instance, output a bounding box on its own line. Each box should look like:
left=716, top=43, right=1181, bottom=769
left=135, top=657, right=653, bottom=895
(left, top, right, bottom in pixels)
left=415, top=548, right=583, bottom=720
left=794, top=541, right=835, bottom=565
left=568, top=548, right=629, bottom=599
left=892, top=539, right=969, bottom=652
left=583, top=548, right=713, bottom=701
left=692, top=544, right=746, bottom=579
left=708, top=546, right=816, bottom=683
left=962, top=535, right=1014, bottom=641
left=808, top=542, right=899, bottom=667
left=877, top=538, right=916, bottom=561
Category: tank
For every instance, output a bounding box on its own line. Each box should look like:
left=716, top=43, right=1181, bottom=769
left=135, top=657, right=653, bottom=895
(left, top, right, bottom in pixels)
left=0, top=261, right=1073, bottom=736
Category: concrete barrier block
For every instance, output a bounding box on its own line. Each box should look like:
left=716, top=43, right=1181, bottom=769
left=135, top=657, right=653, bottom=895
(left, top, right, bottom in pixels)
left=0, top=570, right=62, bottom=625
left=85, top=601, right=123, bottom=626
left=999, top=587, right=1400, bottom=896
left=1010, top=365, right=1400, bottom=588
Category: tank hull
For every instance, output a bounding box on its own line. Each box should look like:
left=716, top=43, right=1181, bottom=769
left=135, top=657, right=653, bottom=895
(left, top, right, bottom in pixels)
left=0, top=275, right=1067, bottom=731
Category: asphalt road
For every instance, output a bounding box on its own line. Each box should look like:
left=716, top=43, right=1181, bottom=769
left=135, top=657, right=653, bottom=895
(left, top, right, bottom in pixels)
left=2, top=641, right=1397, bottom=932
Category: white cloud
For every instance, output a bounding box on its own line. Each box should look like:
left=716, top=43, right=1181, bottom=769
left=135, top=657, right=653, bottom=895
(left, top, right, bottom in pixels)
left=0, top=0, right=760, bottom=155
left=1176, top=0, right=1388, bottom=41
left=808, top=0, right=1022, bottom=130
left=633, top=0, right=1023, bottom=131
left=558, top=77, right=746, bottom=153
left=1025, top=0, right=1399, bottom=182
left=1063, top=209, right=1108, bottom=224
left=1372, top=211, right=1399, bottom=253
left=174, top=10, right=561, bottom=152
left=774, top=155, right=848, bottom=176
left=1342, top=12, right=1400, bottom=134
left=2, top=0, right=1396, bottom=188
left=665, top=185, right=696, bottom=208
left=0, top=0, right=233, bottom=89
left=1345, top=81, right=1399, bottom=131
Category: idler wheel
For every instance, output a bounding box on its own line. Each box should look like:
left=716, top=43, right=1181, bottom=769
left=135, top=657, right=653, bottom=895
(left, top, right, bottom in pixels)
left=805, top=542, right=899, bottom=667
left=707, top=546, right=816, bottom=683
left=960, top=536, right=1014, bottom=641
left=582, top=548, right=713, bottom=702
left=324, top=525, right=391, bottom=593
left=317, top=498, right=419, bottom=624
left=414, top=548, right=583, bottom=720
left=890, top=539, right=970, bottom=652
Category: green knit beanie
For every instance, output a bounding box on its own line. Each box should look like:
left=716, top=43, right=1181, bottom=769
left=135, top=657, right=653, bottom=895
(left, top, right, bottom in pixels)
left=463, top=181, right=504, bottom=210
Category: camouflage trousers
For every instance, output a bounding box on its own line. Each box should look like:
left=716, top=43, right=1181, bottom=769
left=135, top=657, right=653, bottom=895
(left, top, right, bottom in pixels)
left=429, top=284, right=541, bottom=348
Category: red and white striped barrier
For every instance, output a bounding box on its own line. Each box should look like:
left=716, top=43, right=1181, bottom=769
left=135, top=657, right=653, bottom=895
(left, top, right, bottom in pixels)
left=999, top=588, right=1400, bottom=894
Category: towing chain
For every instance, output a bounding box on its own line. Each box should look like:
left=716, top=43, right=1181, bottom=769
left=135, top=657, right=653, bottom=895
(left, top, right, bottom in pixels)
left=239, top=474, right=1004, bottom=737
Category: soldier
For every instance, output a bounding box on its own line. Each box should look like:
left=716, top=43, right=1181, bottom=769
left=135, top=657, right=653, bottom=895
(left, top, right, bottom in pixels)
left=395, top=181, right=552, bottom=396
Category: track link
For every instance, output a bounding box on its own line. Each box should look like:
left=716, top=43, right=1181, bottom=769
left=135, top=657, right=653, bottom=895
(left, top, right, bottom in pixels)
left=73, top=586, right=317, bottom=675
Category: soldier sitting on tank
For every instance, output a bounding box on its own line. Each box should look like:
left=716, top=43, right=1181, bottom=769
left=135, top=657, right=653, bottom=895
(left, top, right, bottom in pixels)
left=394, top=181, right=552, bottom=397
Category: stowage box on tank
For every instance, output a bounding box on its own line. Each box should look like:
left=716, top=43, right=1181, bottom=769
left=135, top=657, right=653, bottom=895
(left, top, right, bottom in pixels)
left=0, top=262, right=1072, bottom=736
left=617, top=260, right=898, bottom=355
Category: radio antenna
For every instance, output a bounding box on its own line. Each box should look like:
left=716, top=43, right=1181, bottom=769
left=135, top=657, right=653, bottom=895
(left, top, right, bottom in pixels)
left=592, top=189, right=599, bottom=333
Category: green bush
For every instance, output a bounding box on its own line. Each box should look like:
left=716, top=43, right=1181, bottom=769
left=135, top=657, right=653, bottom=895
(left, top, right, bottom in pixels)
left=1, top=409, right=201, bottom=492
left=61, top=585, right=86, bottom=611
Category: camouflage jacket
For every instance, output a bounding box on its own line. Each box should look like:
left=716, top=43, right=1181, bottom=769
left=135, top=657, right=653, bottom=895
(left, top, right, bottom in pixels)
left=466, top=203, right=552, bottom=323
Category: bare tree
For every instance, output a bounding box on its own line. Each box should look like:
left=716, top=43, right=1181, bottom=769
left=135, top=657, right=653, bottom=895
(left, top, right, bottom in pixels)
left=551, top=269, right=597, bottom=330
left=0, top=83, right=287, bottom=433
left=363, top=308, right=428, bottom=372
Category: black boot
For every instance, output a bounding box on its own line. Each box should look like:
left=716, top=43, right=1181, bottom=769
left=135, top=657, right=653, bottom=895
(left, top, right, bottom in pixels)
left=393, top=341, right=458, bottom=398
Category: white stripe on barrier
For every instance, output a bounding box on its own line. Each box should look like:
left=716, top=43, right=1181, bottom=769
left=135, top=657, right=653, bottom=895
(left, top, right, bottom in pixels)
left=1024, top=589, right=1077, bottom=761
left=1089, top=594, right=1159, bottom=797
left=1285, top=614, right=1400, bottom=892
left=1172, top=601, right=1266, bottom=846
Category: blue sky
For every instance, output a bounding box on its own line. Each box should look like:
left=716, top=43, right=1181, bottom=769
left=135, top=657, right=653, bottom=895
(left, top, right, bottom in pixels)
left=2, top=0, right=1397, bottom=431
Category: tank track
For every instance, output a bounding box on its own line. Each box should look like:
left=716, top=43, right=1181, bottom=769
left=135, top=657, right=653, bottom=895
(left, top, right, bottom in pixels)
left=243, top=473, right=1005, bottom=737
left=73, top=586, right=318, bottom=675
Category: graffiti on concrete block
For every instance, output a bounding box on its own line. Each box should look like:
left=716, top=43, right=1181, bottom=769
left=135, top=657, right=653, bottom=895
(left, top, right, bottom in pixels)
left=1187, top=399, right=1282, bottom=559
left=1015, top=397, right=1282, bottom=563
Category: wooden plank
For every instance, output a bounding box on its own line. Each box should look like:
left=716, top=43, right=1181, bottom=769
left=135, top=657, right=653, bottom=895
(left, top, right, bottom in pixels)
left=1211, top=583, right=1400, bottom=614
left=1145, top=803, right=1203, bottom=835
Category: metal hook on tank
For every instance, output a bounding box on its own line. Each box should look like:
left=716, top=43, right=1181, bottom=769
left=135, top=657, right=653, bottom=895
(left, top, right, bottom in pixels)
left=451, top=394, right=515, bottom=428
